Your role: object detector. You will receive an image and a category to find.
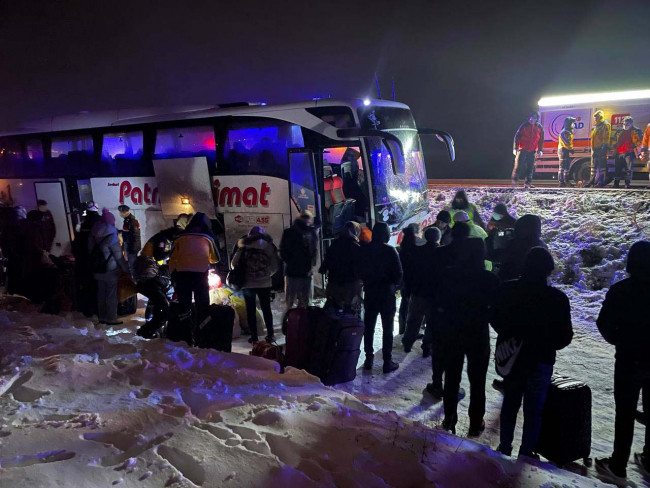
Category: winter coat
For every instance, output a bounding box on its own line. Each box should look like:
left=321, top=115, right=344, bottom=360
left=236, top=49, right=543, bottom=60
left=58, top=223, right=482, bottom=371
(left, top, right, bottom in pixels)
left=449, top=203, right=485, bottom=230
left=133, top=255, right=159, bottom=283
left=492, top=278, right=573, bottom=369
left=231, top=233, right=279, bottom=289
left=597, top=275, right=650, bottom=367
left=359, top=240, right=403, bottom=299
left=642, top=124, right=650, bottom=151
left=121, top=214, right=142, bottom=255
left=436, top=266, right=500, bottom=343
left=141, top=227, right=179, bottom=262
left=514, top=122, right=544, bottom=153
left=168, top=233, right=219, bottom=273
left=487, top=214, right=517, bottom=233
left=20, top=217, right=49, bottom=279
left=72, top=212, right=101, bottom=264
left=319, top=234, right=362, bottom=285
left=591, top=120, right=611, bottom=150
left=411, top=242, right=443, bottom=298
left=88, top=220, right=129, bottom=281
left=558, top=127, right=574, bottom=151
left=497, top=215, right=547, bottom=281
left=280, top=219, right=318, bottom=278
left=398, top=238, right=420, bottom=294
left=37, top=209, right=56, bottom=252
left=611, top=126, right=643, bottom=154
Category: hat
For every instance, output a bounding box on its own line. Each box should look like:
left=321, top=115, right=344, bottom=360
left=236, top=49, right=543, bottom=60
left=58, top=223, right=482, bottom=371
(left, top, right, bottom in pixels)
left=249, top=225, right=265, bottom=236
left=436, top=210, right=451, bottom=224
left=101, top=208, right=116, bottom=226
left=86, top=201, right=99, bottom=212
left=117, top=204, right=130, bottom=212
left=453, top=211, right=470, bottom=223
left=529, top=111, right=540, bottom=120
left=623, top=116, right=633, bottom=124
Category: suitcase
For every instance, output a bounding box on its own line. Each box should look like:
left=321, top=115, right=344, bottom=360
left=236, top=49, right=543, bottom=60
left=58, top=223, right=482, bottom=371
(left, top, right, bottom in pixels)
left=250, top=341, right=285, bottom=367
left=306, top=309, right=364, bottom=386
left=117, top=295, right=137, bottom=316
left=284, top=307, right=322, bottom=370
left=536, top=375, right=592, bottom=465
left=194, top=303, right=235, bottom=352
left=165, top=301, right=194, bottom=345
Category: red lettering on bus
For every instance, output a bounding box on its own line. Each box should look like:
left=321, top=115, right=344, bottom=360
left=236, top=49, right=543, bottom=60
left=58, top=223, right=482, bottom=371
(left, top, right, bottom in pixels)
left=119, top=180, right=158, bottom=206
left=119, top=181, right=132, bottom=203
left=214, top=179, right=272, bottom=208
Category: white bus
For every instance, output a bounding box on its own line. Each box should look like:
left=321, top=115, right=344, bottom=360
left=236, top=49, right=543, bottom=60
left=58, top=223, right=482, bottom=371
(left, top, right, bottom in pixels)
left=535, top=89, right=650, bottom=185
left=0, top=98, right=454, bottom=282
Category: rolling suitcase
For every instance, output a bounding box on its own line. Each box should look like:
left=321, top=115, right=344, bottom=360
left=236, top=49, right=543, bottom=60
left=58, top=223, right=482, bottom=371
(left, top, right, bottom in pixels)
left=306, top=310, right=364, bottom=386
left=536, top=375, right=592, bottom=465
left=194, top=303, right=235, bottom=352
left=284, top=307, right=323, bottom=370
left=165, top=301, right=194, bottom=345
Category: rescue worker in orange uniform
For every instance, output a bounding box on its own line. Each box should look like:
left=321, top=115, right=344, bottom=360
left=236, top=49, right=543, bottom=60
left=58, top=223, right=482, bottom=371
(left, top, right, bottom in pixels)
left=512, top=112, right=544, bottom=189
left=611, top=116, right=643, bottom=189
left=585, top=110, right=611, bottom=188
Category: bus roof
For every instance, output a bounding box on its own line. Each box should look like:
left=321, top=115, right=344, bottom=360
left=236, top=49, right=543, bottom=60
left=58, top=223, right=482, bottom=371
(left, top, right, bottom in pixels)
left=2, top=98, right=410, bottom=136
left=538, top=89, right=650, bottom=108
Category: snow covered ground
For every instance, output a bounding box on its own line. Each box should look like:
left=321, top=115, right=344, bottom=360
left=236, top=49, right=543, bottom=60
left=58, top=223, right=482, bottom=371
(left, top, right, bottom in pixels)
left=0, top=187, right=647, bottom=487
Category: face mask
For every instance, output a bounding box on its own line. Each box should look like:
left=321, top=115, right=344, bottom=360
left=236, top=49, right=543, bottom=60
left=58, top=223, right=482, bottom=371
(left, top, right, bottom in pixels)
left=492, top=214, right=503, bottom=221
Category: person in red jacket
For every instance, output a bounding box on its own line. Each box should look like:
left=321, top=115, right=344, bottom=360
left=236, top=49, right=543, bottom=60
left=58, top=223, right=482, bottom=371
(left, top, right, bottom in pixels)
left=511, top=112, right=545, bottom=189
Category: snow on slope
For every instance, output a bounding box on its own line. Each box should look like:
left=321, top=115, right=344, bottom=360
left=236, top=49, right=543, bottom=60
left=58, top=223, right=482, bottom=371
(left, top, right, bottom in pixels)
left=0, top=299, right=607, bottom=487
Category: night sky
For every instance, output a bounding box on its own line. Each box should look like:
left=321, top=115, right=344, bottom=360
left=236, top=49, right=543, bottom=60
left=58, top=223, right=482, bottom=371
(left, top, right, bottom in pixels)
left=1, top=0, right=649, bottom=178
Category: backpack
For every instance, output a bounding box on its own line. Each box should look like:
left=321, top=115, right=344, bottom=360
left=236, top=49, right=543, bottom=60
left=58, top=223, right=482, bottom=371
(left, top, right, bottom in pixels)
left=90, top=236, right=112, bottom=273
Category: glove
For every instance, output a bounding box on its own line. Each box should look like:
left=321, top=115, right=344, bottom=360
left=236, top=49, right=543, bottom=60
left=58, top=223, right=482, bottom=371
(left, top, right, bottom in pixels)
left=513, top=149, right=518, bottom=156
left=536, top=151, right=544, bottom=158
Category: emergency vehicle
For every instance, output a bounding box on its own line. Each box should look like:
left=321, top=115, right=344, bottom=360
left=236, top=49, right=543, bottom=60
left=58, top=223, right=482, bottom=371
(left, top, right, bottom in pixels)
left=535, top=89, right=650, bottom=184
left=0, top=99, right=454, bottom=287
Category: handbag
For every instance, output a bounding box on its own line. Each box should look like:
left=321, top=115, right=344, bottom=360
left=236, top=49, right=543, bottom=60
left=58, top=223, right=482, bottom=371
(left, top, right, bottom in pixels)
left=117, top=272, right=138, bottom=302
left=250, top=341, right=285, bottom=369
left=226, top=249, right=246, bottom=290
left=494, top=335, right=523, bottom=378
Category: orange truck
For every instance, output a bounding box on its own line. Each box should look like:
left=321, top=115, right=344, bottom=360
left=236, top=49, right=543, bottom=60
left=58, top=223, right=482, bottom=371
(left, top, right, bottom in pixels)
left=535, top=89, right=650, bottom=185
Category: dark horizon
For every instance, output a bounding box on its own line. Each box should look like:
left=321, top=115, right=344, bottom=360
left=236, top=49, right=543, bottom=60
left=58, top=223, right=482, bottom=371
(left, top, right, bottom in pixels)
left=1, top=0, right=649, bottom=179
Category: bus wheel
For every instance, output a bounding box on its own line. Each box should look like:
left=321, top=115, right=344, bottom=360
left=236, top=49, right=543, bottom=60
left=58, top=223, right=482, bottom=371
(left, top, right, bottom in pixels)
left=569, top=159, right=591, bottom=187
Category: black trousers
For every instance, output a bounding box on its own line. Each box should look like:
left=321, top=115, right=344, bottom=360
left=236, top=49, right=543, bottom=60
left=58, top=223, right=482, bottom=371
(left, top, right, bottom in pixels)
left=398, top=289, right=411, bottom=335
left=172, top=271, right=210, bottom=325
left=364, top=294, right=396, bottom=362
left=611, top=359, right=650, bottom=472
left=442, top=326, right=490, bottom=428
left=242, top=287, right=274, bottom=340
left=137, top=277, right=170, bottom=332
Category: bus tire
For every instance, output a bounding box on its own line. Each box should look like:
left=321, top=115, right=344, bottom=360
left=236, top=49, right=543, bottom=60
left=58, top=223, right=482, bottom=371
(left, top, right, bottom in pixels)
left=569, top=159, right=591, bottom=186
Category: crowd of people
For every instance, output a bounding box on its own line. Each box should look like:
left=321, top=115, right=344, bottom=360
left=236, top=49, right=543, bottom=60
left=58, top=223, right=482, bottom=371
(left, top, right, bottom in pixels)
left=511, top=111, right=650, bottom=189
left=0, top=190, right=648, bottom=483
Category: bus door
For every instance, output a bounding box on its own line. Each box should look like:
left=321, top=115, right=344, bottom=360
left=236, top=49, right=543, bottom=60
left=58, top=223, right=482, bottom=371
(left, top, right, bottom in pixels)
left=34, top=180, right=73, bottom=256
left=287, top=149, right=323, bottom=288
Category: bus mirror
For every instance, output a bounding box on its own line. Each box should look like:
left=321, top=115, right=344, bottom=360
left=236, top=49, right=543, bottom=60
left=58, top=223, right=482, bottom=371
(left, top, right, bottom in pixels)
left=383, top=138, right=405, bottom=175
left=418, top=128, right=455, bottom=162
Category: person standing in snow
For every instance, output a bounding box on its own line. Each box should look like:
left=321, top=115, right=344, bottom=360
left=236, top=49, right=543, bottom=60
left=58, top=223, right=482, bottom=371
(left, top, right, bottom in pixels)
left=359, top=222, right=403, bottom=374
left=88, top=208, right=130, bottom=325
left=426, top=210, right=453, bottom=246
left=641, top=124, right=650, bottom=189
left=511, top=112, right=544, bottom=189
left=231, top=226, right=278, bottom=343
left=595, top=241, right=650, bottom=483
left=72, top=202, right=102, bottom=317
left=168, top=213, right=219, bottom=329
left=280, top=210, right=318, bottom=311
left=452, top=211, right=487, bottom=239
left=496, top=214, right=547, bottom=282
left=36, top=199, right=56, bottom=252
left=447, top=190, right=485, bottom=229
left=398, top=223, right=422, bottom=335
left=436, top=238, right=499, bottom=435
left=611, top=116, right=643, bottom=189
left=585, top=110, right=611, bottom=188
left=118, top=205, right=141, bottom=276
left=493, top=247, right=573, bottom=457
left=319, top=221, right=363, bottom=314
left=557, top=117, right=576, bottom=187
left=486, top=203, right=517, bottom=264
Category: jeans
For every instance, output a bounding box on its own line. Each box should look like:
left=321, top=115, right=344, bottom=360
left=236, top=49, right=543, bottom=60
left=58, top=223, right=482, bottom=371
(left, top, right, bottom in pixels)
left=614, top=152, right=635, bottom=185
left=242, top=287, right=274, bottom=339
left=172, top=271, right=210, bottom=325
left=558, top=148, right=571, bottom=184
left=589, top=146, right=608, bottom=186
left=285, top=276, right=312, bottom=311
left=442, top=326, right=490, bottom=428
left=97, top=278, right=119, bottom=323
left=364, top=294, right=396, bottom=362
left=498, top=362, right=554, bottom=457
left=402, top=293, right=426, bottom=348
left=512, top=150, right=536, bottom=184
left=610, top=359, right=650, bottom=472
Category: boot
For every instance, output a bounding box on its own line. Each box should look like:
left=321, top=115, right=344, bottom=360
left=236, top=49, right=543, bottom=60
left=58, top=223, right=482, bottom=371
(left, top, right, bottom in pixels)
left=383, top=360, right=399, bottom=374
left=468, top=419, right=486, bottom=437
left=613, top=179, right=620, bottom=188
left=363, top=356, right=373, bottom=370
left=625, top=181, right=632, bottom=189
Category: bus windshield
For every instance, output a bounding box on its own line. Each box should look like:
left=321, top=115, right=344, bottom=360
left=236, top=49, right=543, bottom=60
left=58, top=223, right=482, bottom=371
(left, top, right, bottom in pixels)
left=358, top=107, right=428, bottom=227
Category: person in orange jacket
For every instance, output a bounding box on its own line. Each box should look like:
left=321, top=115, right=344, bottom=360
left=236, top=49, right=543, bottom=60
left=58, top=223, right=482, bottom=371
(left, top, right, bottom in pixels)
left=640, top=124, right=650, bottom=189
left=585, top=110, right=611, bottom=188
left=611, top=116, right=643, bottom=188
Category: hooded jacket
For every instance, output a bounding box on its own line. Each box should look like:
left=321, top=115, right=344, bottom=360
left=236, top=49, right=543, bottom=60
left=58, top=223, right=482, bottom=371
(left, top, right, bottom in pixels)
left=359, top=223, right=403, bottom=298
left=280, top=218, right=318, bottom=278
left=121, top=213, right=142, bottom=255
left=597, top=241, right=650, bottom=365
left=88, top=219, right=129, bottom=280
left=141, top=226, right=181, bottom=262
left=642, top=124, right=650, bottom=151
left=168, top=213, right=218, bottom=273
left=514, top=121, right=544, bottom=152
left=319, top=225, right=362, bottom=284
left=231, top=232, right=279, bottom=289
left=449, top=190, right=486, bottom=229
left=497, top=214, right=547, bottom=281
left=558, top=117, right=575, bottom=152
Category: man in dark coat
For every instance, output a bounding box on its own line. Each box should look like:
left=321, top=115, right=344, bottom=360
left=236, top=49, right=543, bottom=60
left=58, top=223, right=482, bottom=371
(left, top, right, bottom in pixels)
left=398, top=223, right=421, bottom=334
left=436, top=238, right=499, bottom=436
left=497, top=214, right=547, bottom=281
left=118, top=204, right=141, bottom=275
left=72, top=202, right=102, bottom=316
left=319, top=221, right=363, bottom=314
left=280, top=210, right=318, bottom=311
left=493, top=247, right=573, bottom=457
left=595, top=241, right=650, bottom=483
left=36, top=199, right=56, bottom=252
left=359, top=222, right=403, bottom=374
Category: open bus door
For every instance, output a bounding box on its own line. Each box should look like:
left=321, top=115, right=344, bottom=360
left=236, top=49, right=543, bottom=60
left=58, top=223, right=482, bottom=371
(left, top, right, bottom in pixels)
left=34, top=180, right=73, bottom=256
left=287, top=148, right=324, bottom=289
